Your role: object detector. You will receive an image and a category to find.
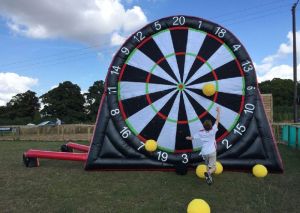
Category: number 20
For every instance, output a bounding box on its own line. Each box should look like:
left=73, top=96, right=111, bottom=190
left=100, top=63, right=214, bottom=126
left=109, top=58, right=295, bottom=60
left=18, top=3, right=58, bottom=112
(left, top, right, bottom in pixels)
left=173, top=16, right=185, bottom=25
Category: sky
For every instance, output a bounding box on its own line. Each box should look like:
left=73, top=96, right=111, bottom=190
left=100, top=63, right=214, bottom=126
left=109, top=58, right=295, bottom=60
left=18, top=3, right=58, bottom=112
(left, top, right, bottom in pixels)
left=0, top=0, right=299, bottom=106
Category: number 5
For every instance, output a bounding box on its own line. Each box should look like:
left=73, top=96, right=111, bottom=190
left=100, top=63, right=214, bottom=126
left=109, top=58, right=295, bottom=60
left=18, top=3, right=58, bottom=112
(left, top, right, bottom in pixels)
left=154, top=21, right=161, bottom=31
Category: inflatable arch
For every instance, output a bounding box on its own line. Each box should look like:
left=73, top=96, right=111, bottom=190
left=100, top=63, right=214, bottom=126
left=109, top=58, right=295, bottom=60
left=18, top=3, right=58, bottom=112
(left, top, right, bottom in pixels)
left=24, top=16, right=283, bottom=172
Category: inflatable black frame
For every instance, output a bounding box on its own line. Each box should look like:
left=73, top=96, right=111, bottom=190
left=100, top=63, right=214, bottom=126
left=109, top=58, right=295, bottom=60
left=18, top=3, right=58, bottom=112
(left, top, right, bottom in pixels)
left=85, top=16, right=283, bottom=172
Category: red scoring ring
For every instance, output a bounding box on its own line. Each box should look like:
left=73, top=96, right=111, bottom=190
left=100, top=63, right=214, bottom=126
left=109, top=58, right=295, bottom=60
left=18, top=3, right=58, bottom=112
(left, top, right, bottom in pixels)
left=145, top=52, right=219, bottom=124
left=117, top=27, right=246, bottom=144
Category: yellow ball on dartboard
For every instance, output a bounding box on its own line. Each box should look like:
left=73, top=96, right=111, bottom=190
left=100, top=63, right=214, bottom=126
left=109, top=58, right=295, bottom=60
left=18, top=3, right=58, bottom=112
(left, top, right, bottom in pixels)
left=145, top=139, right=158, bottom=152
left=202, top=83, right=216, bottom=96
left=187, top=199, right=210, bottom=213
left=214, top=161, right=223, bottom=175
left=252, top=164, right=268, bottom=178
left=196, top=164, right=207, bottom=179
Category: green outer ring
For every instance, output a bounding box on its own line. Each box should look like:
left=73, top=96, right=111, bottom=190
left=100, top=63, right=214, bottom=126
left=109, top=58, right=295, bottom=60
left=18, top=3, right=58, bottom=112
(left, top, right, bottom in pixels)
left=118, top=28, right=246, bottom=152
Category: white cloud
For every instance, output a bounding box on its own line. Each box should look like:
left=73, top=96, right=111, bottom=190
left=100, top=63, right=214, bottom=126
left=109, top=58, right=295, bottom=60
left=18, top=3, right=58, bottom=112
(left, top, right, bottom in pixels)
left=122, top=6, right=147, bottom=32
left=0, top=72, right=38, bottom=106
left=256, top=64, right=295, bottom=82
left=261, top=32, right=300, bottom=65
left=255, top=31, right=300, bottom=82
left=111, top=32, right=126, bottom=46
left=0, top=0, right=148, bottom=46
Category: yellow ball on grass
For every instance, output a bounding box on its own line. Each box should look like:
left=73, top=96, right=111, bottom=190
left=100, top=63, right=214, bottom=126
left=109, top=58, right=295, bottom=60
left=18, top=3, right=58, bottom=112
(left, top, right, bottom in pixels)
left=145, top=139, right=158, bottom=152
left=252, top=164, right=268, bottom=178
left=187, top=199, right=210, bottom=213
left=196, top=164, right=207, bottom=179
left=214, top=161, right=223, bottom=175
left=202, top=83, right=216, bottom=96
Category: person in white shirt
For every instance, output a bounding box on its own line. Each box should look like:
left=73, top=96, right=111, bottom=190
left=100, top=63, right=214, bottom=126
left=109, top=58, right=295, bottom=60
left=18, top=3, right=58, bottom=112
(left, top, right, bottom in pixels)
left=186, top=107, right=220, bottom=185
left=56, top=118, right=61, bottom=125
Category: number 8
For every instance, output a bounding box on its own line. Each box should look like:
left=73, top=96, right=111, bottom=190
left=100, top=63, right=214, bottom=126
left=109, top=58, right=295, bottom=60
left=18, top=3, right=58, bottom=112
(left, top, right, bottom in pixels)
left=111, top=109, right=119, bottom=116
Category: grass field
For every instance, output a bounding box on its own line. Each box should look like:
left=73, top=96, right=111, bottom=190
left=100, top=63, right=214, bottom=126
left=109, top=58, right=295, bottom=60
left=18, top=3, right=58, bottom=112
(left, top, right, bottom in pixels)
left=0, top=141, right=299, bottom=213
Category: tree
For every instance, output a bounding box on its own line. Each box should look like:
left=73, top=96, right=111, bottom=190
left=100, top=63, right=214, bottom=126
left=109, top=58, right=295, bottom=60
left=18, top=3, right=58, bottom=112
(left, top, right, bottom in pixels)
left=259, top=78, right=296, bottom=106
left=0, top=106, right=9, bottom=124
left=84, top=80, right=104, bottom=122
left=40, top=81, right=85, bottom=123
left=0, top=90, right=40, bottom=125
left=259, top=78, right=300, bottom=122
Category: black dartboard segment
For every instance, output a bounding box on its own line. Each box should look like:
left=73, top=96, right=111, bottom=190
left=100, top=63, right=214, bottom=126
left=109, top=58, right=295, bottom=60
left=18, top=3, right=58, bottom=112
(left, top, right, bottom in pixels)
left=106, top=16, right=257, bottom=164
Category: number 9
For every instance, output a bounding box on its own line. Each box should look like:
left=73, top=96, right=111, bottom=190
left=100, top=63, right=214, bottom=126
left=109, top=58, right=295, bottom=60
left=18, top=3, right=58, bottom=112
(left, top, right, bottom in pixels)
left=121, top=47, right=129, bottom=55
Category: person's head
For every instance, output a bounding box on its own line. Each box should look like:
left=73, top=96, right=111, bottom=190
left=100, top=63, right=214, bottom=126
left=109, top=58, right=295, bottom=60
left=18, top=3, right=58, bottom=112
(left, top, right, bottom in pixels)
left=203, top=120, right=212, bottom=131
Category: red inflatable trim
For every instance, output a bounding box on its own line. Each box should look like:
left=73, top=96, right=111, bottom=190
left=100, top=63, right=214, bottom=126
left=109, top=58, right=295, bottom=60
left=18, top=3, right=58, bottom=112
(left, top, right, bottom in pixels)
left=25, top=149, right=87, bottom=161
left=66, top=142, right=90, bottom=152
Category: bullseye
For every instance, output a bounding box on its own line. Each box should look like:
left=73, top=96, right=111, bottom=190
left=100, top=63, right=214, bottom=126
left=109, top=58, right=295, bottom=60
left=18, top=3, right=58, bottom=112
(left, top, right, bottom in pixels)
left=177, top=83, right=185, bottom=91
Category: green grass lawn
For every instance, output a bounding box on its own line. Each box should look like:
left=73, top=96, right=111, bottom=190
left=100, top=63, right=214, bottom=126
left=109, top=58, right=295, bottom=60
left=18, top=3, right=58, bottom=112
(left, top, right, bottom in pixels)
left=0, top=141, right=299, bottom=213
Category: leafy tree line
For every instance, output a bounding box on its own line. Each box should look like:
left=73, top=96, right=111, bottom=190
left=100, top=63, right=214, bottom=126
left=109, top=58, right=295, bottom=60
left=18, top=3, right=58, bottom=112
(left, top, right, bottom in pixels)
left=0, top=78, right=298, bottom=125
left=0, top=80, right=104, bottom=125
left=258, top=78, right=300, bottom=122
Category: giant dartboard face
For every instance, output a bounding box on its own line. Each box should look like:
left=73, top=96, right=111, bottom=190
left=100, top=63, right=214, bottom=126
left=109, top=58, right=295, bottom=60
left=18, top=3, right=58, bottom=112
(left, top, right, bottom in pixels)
left=107, top=16, right=257, bottom=164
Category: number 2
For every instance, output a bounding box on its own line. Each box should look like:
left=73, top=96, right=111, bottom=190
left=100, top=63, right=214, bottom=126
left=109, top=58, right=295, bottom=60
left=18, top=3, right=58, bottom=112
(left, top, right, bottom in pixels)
left=222, top=139, right=232, bottom=149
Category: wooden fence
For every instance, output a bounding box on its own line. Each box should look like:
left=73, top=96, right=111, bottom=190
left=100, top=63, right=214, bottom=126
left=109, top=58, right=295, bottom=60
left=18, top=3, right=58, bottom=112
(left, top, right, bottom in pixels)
left=0, top=124, right=94, bottom=141
left=0, top=123, right=296, bottom=144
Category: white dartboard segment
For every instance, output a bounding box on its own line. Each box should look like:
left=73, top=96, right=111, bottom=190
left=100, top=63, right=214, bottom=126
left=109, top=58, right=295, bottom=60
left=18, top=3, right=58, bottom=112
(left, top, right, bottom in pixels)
left=108, top=16, right=254, bottom=155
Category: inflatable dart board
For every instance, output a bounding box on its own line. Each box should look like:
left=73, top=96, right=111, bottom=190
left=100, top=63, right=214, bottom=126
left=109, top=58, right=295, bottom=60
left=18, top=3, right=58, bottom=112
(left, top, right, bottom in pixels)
left=85, top=16, right=283, bottom=172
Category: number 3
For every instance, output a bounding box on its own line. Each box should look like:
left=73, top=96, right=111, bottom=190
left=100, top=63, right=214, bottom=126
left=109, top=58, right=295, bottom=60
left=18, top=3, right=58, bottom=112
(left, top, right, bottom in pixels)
left=182, top=154, right=188, bottom=164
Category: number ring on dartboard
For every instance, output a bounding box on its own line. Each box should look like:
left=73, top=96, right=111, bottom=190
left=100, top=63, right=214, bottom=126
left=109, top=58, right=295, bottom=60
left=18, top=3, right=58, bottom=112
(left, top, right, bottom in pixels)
left=107, top=16, right=257, bottom=164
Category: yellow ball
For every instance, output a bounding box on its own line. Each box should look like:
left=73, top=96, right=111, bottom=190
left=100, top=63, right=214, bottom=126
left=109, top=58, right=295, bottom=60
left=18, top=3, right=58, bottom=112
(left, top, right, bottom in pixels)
left=202, top=83, right=216, bottom=96
left=196, top=164, right=207, bottom=179
left=252, top=164, right=268, bottom=178
left=214, top=161, right=223, bottom=175
left=145, top=139, right=157, bottom=152
left=187, top=199, right=210, bottom=213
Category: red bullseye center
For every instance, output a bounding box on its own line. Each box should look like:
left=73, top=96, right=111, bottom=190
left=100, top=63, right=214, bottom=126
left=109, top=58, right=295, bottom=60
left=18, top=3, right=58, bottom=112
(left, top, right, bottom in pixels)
left=178, top=83, right=185, bottom=91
